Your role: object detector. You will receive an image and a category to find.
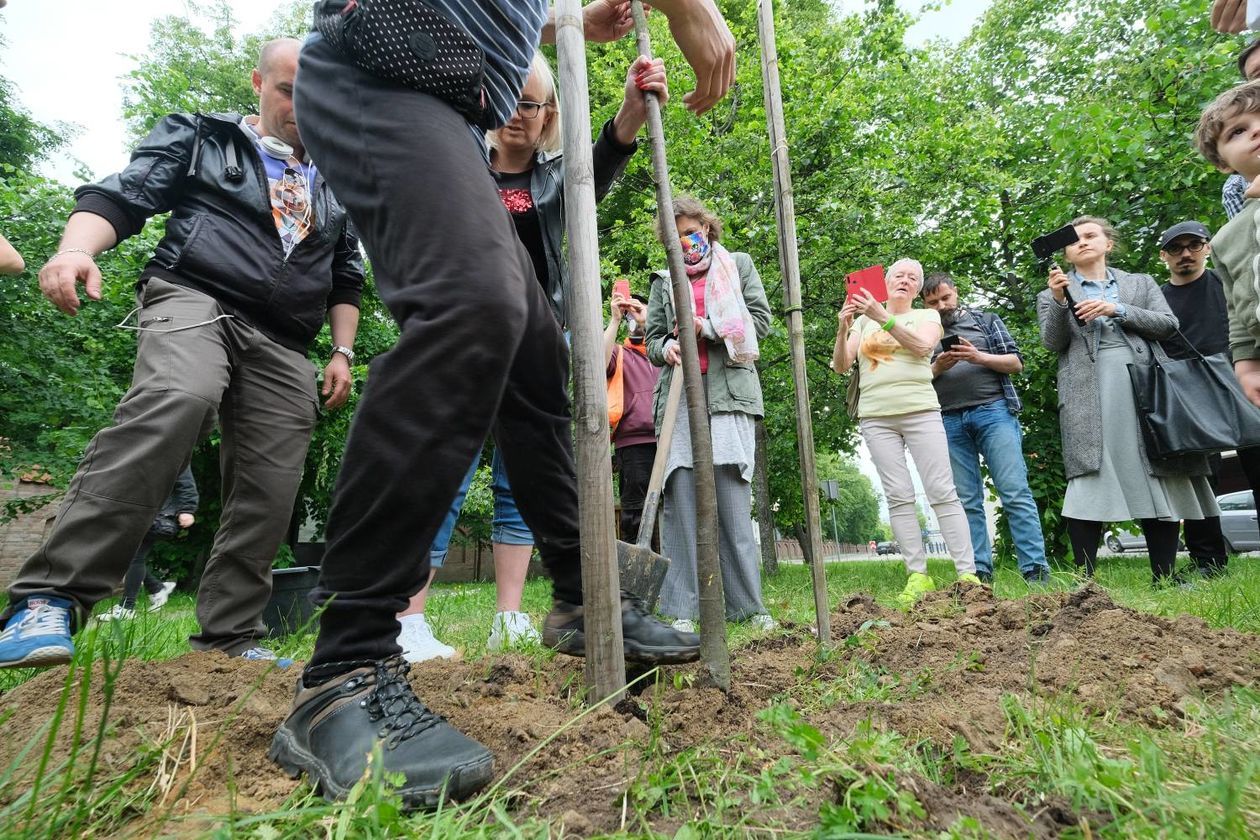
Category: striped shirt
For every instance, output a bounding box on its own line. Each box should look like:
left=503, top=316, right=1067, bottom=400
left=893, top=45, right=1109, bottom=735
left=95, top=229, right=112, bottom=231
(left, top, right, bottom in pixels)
left=1223, top=173, right=1247, bottom=220
left=427, top=0, right=548, bottom=128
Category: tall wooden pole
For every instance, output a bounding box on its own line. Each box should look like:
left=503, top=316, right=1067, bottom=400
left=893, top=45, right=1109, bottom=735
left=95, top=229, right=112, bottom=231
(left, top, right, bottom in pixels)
left=555, top=0, right=626, bottom=702
left=631, top=0, right=730, bottom=690
left=757, top=0, right=830, bottom=645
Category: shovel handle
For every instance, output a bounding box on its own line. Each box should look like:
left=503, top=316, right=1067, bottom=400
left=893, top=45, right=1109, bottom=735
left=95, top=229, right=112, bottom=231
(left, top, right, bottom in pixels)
left=634, top=369, right=684, bottom=547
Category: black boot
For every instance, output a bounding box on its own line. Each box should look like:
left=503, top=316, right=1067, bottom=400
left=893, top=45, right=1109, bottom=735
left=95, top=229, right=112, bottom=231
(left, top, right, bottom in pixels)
left=270, top=656, right=493, bottom=808
left=543, top=593, right=701, bottom=665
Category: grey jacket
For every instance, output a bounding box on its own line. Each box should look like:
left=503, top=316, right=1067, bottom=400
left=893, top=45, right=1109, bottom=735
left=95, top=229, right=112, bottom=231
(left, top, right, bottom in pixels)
left=529, top=120, right=636, bottom=326
left=645, top=251, right=772, bottom=430
left=1037, top=268, right=1210, bottom=480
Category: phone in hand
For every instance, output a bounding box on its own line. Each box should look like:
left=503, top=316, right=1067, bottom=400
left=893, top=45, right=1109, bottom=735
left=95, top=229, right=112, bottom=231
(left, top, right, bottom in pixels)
left=613, top=278, right=631, bottom=300
left=846, top=265, right=888, bottom=303
left=939, top=335, right=963, bottom=353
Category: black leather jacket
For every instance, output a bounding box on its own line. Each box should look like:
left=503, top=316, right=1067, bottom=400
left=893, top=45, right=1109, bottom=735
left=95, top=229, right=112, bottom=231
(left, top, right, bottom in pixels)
left=526, top=119, right=636, bottom=326
left=73, top=112, right=364, bottom=352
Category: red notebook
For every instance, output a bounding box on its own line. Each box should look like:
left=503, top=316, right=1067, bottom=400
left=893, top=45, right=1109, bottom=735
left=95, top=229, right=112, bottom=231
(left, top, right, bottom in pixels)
left=846, top=265, right=888, bottom=303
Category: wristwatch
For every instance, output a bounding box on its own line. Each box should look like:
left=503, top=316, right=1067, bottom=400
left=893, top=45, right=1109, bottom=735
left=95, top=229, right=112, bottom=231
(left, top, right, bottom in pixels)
left=331, top=345, right=355, bottom=364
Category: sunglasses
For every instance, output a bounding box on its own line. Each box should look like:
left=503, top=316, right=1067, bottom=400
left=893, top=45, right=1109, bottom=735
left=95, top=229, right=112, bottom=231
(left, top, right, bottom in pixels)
left=1163, top=240, right=1207, bottom=256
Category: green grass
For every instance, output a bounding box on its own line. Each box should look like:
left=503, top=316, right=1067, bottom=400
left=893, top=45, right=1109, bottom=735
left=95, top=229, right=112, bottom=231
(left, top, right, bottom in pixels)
left=0, top=554, right=1256, bottom=837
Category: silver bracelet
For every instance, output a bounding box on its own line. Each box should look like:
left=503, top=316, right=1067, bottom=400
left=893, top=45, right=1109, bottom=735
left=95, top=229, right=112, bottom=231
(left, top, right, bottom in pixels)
left=52, top=247, right=95, bottom=260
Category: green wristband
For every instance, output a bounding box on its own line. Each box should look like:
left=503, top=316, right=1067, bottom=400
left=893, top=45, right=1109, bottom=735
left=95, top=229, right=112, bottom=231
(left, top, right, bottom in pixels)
left=881, top=315, right=896, bottom=332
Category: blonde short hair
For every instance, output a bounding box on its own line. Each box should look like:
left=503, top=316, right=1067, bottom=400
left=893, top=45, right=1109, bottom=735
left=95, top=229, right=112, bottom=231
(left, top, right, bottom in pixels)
left=1196, top=81, right=1260, bottom=170
left=487, top=52, right=562, bottom=156
left=656, top=195, right=723, bottom=244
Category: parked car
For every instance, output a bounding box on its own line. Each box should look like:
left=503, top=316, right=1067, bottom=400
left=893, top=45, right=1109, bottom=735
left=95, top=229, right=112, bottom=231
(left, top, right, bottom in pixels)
left=875, top=541, right=899, bottom=556
left=1103, top=490, right=1259, bottom=553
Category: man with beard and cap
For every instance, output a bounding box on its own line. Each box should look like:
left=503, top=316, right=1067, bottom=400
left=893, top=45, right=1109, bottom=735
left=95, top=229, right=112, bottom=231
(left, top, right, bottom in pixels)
left=1160, top=220, right=1258, bottom=580
left=604, top=287, right=662, bottom=545
left=921, top=272, right=1050, bottom=585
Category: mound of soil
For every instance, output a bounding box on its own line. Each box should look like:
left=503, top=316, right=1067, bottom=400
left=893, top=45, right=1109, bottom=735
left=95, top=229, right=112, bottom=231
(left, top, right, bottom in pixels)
left=1, top=584, right=1256, bottom=837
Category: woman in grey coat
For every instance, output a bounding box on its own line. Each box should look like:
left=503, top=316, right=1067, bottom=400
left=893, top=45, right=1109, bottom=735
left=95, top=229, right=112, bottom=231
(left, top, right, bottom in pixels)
left=1037, top=216, right=1218, bottom=584
left=646, top=196, right=776, bottom=632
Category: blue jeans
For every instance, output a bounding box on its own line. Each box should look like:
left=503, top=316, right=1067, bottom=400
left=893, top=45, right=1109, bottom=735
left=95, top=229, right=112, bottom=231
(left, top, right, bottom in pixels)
left=427, top=445, right=534, bottom=568
left=941, top=400, right=1048, bottom=577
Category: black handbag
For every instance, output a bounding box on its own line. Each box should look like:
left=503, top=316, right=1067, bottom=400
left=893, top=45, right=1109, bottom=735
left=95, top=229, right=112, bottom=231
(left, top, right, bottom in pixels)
left=313, top=0, right=487, bottom=125
left=148, top=513, right=180, bottom=539
left=1126, top=333, right=1260, bottom=458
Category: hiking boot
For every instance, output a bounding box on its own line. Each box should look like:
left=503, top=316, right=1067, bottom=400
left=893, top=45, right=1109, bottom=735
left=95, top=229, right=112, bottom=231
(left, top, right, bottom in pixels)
left=397, top=614, right=457, bottom=663
left=976, top=570, right=994, bottom=585
left=543, top=594, right=700, bottom=665
left=97, top=604, right=137, bottom=621
left=239, top=646, right=294, bottom=668
left=896, top=572, right=936, bottom=609
left=0, top=596, right=75, bottom=669
left=148, top=581, right=177, bottom=611
left=486, top=611, right=540, bottom=652
left=270, top=655, right=493, bottom=807
left=1023, top=566, right=1051, bottom=585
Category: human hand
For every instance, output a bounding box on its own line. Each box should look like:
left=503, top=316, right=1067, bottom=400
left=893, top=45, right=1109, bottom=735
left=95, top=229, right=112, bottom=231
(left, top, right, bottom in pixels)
left=39, top=250, right=102, bottom=315
left=1047, top=265, right=1069, bottom=303
left=838, top=297, right=861, bottom=332
left=945, top=337, right=983, bottom=363
left=660, top=0, right=735, bottom=114
left=177, top=513, right=195, bottom=529
left=584, top=0, right=639, bottom=42
left=1246, top=173, right=1260, bottom=200
left=611, top=291, right=629, bottom=319
left=1074, top=298, right=1117, bottom=323
left=623, top=56, right=668, bottom=121
left=664, top=340, right=682, bottom=366
left=693, top=315, right=706, bottom=337
left=1211, top=0, right=1247, bottom=32
left=1237, top=361, right=1260, bottom=408
left=855, top=289, right=888, bottom=325
left=321, top=354, right=352, bottom=409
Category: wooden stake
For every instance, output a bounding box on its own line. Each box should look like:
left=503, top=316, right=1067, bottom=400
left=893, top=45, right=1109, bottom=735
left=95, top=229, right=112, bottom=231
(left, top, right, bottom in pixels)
left=757, top=0, right=831, bottom=646
left=555, top=0, right=626, bottom=702
left=631, top=0, right=730, bottom=690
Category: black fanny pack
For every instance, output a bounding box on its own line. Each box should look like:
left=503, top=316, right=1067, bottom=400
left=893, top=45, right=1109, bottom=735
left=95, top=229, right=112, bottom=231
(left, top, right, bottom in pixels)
left=313, top=0, right=487, bottom=125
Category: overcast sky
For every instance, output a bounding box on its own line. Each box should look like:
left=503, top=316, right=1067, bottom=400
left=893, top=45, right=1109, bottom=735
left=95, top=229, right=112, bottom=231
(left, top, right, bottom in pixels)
left=2, top=0, right=990, bottom=527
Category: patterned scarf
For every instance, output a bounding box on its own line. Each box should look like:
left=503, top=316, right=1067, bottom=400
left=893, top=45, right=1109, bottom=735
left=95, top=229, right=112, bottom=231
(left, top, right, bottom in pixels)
left=683, top=240, right=759, bottom=363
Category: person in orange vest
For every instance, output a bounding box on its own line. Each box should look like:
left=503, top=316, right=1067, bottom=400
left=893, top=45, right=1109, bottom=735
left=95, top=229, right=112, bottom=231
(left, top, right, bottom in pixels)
left=605, top=286, right=661, bottom=545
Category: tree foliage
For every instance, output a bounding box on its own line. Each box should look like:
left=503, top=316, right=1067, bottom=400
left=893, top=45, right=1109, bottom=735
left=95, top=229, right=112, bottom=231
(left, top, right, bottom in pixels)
left=1, top=0, right=1250, bottom=576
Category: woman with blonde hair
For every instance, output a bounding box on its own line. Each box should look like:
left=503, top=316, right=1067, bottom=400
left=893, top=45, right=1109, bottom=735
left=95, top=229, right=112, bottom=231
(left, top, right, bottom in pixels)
left=397, top=51, right=670, bottom=661
left=832, top=259, right=981, bottom=607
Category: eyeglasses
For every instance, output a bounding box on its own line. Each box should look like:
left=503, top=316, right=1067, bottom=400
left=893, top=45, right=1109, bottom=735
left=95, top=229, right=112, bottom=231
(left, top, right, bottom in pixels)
left=514, top=100, right=551, bottom=119
left=1163, top=240, right=1207, bottom=256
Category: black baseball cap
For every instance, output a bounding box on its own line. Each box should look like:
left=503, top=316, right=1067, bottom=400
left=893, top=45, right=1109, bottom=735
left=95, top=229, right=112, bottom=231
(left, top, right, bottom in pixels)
left=1159, top=221, right=1212, bottom=250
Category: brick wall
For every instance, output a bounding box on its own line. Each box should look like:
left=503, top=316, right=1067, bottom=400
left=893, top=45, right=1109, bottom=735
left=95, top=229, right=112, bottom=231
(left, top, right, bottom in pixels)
left=0, top=481, right=60, bottom=592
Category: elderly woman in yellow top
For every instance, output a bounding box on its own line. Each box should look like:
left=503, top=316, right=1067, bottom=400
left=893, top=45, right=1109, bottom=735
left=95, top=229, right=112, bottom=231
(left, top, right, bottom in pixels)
left=831, top=259, right=980, bottom=607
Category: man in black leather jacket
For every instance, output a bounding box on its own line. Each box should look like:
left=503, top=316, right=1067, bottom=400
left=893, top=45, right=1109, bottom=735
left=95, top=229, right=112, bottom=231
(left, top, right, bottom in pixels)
left=0, top=38, right=363, bottom=667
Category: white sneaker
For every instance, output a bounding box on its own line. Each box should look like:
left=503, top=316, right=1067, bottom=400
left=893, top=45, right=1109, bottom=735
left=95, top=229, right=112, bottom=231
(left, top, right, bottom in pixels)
left=148, top=581, right=177, bottom=611
left=97, top=604, right=136, bottom=622
left=398, top=614, right=457, bottom=662
left=749, top=613, right=778, bottom=632
left=486, top=611, right=541, bottom=652
left=671, top=618, right=696, bottom=633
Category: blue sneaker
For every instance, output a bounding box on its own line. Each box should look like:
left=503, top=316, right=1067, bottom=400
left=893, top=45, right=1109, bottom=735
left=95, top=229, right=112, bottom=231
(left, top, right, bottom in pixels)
left=239, top=646, right=293, bottom=669
left=0, top=596, right=75, bottom=669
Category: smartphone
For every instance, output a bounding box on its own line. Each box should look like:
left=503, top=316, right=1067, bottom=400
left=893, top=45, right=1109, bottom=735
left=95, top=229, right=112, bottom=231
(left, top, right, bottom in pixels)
left=845, top=265, right=888, bottom=303
left=613, top=278, right=631, bottom=300
left=1031, top=224, right=1079, bottom=261
left=939, top=335, right=962, bottom=353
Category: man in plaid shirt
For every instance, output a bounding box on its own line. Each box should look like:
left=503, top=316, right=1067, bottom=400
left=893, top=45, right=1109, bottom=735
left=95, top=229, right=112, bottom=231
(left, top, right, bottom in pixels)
left=922, top=272, right=1051, bottom=585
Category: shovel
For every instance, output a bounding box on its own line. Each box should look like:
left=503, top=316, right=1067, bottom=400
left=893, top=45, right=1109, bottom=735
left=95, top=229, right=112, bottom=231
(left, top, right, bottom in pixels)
left=616, top=368, right=684, bottom=611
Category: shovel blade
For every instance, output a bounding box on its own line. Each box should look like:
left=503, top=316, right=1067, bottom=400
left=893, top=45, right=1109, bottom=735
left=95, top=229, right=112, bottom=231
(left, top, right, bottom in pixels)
left=616, top=540, right=671, bottom=613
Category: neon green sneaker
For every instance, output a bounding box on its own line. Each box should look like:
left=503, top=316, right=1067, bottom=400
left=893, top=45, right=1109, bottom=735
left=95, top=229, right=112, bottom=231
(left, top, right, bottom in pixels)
left=958, top=573, right=984, bottom=587
left=896, top=572, right=936, bottom=609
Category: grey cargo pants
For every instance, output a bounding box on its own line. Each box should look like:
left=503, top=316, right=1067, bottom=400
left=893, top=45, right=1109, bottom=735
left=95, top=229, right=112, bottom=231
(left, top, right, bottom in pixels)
left=4, top=278, right=317, bottom=654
